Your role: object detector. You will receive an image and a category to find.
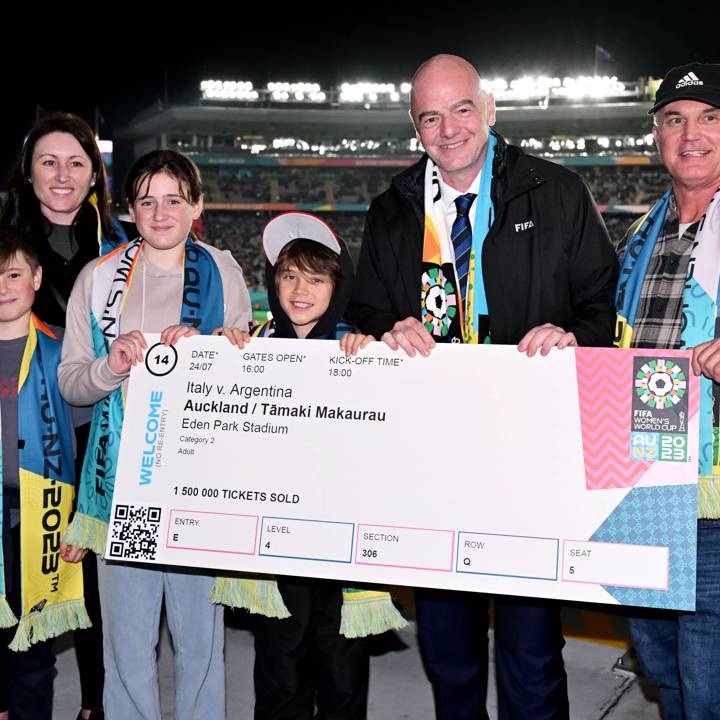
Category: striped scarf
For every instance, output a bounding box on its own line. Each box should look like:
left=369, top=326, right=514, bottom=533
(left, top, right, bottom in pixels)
left=63, top=238, right=224, bottom=553
left=0, top=316, right=89, bottom=650
left=616, top=189, right=720, bottom=516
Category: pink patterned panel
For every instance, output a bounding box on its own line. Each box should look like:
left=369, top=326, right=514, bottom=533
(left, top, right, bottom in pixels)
left=575, top=348, right=698, bottom=490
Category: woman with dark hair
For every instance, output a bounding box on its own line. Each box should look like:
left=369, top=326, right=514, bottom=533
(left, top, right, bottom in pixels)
left=1, top=111, right=127, bottom=720
left=1, top=111, right=125, bottom=327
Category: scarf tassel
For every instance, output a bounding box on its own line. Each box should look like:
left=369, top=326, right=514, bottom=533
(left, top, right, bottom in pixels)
left=0, top=598, right=18, bottom=628
left=699, top=475, right=720, bottom=519
left=8, top=599, right=91, bottom=652
left=212, top=577, right=407, bottom=638
left=211, top=576, right=291, bottom=619
left=62, top=512, right=108, bottom=556
left=340, top=590, right=408, bottom=638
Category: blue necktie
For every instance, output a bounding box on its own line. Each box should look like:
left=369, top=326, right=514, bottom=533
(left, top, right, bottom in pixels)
left=452, top=193, right=476, bottom=314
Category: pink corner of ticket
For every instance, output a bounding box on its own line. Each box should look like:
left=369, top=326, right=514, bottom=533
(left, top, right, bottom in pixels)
left=574, top=347, right=698, bottom=491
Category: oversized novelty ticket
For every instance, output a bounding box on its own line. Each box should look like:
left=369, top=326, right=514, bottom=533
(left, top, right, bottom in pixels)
left=106, top=336, right=700, bottom=610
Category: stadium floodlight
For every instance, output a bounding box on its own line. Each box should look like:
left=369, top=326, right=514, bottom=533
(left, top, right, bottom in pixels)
left=520, top=138, right=544, bottom=150
left=483, top=78, right=509, bottom=92
left=267, top=81, right=326, bottom=102
left=272, top=138, right=298, bottom=149
left=509, top=76, right=536, bottom=94
left=338, top=80, right=406, bottom=104
left=202, top=73, right=637, bottom=106
left=481, top=74, right=628, bottom=102
left=200, top=79, right=258, bottom=101
left=555, top=75, right=626, bottom=99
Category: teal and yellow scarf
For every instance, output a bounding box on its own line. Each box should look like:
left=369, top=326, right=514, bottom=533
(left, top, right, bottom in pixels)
left=0, top=315, right=89, bottom=650
left=212, top=576, right=407, bottom=639
left=221, top=321, right=407, bottom=637
left=63, top=238, right=224, bottom=553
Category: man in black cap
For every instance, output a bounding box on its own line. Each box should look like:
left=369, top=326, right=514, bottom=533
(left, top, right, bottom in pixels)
left=615, top=62, right=720, bottom=719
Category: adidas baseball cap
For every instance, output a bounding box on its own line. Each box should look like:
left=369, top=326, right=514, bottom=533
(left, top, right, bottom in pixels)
left=262, top=212, right=341, bottom=265
left=649, top=62, right=720, bottom=114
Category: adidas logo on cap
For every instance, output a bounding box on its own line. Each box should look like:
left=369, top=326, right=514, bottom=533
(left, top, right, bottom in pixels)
left=650, top=63, right=720, bottom=114
left=676, top=71, right=704, bottom=88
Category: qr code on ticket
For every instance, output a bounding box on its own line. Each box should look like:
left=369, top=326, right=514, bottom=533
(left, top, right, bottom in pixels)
left=108, top=505, right=162, bottom=561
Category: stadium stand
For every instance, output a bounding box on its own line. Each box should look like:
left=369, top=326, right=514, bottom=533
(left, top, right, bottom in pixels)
left=114, top=73, right=667, bottom=294
left=199, top=164, right=669, bottom=208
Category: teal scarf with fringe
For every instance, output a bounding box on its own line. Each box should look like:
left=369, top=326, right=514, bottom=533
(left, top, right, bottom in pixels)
left=63, top=238, right=224, bottom=554
left=0, top=315, right=90, bottom=650
left=220, top=319, right=407, bottom=638
left=212, top=576, right=407, bottom=639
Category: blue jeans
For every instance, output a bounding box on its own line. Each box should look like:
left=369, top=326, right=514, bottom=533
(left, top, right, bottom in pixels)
left=97, top=559, right=225, bottom=720
left=629, top=520, right=720, bottom=720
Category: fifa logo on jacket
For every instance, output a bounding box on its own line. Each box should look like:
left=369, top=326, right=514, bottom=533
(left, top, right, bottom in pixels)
left=514, top=220, right=535, bottom=232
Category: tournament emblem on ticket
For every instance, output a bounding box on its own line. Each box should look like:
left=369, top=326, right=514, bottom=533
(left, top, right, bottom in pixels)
left=630, top=357, right=689, bottom=462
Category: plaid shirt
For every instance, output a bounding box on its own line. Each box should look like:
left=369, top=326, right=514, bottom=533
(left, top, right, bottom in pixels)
left=615, top=195, right=699, bottom=349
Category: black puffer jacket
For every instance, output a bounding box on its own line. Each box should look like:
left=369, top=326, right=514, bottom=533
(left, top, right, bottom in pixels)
left=348, top=132, right=618, bottom=347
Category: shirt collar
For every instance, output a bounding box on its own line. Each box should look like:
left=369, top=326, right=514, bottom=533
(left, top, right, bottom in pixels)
left=438, top=169, right=482, bottom=215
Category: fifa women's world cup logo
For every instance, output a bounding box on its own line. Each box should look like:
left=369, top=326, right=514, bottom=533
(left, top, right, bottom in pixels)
left=631, top=357, right=689, bottom=463
left=635, top=359, right=686, bottom=409
left=421, top=266, right=458, bottom=337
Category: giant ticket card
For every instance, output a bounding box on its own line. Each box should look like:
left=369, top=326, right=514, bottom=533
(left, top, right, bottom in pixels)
left=106, top=337, right=699, bottom=610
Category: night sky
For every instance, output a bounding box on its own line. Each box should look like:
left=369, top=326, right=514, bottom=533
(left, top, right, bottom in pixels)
left=3, top=0, right=717, bottom=181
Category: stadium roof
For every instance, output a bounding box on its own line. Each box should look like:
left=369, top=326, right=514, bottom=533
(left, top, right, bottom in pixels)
left=119, top=100, right=653, bottom=142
